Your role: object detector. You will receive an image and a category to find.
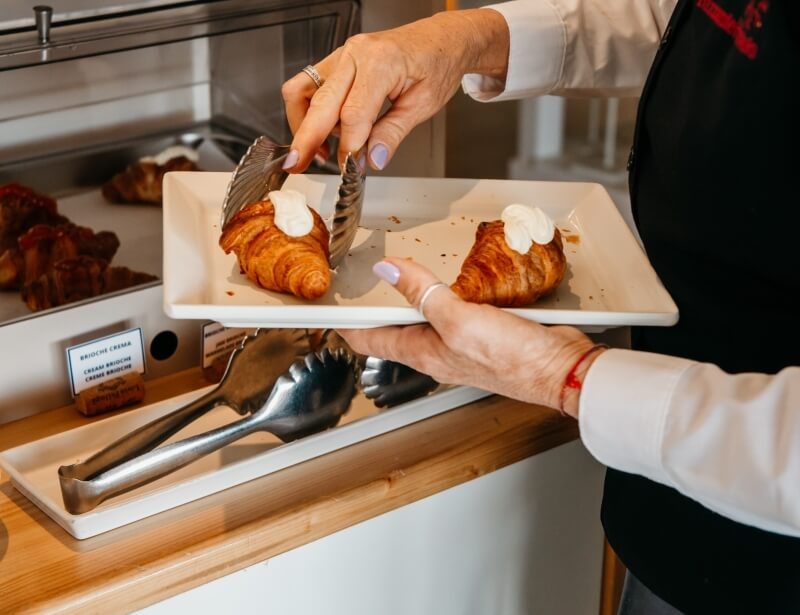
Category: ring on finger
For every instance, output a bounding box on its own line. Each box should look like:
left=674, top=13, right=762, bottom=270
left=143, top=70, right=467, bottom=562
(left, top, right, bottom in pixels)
left=418, top=282, right=448, bottom=319
left=301, top=64, right=323, bottom=89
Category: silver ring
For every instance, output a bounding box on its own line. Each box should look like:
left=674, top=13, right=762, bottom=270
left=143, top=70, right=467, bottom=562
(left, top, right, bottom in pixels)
left=418, top=282, right=448, bottom=319
left=301, top=65, right=323, bottom=89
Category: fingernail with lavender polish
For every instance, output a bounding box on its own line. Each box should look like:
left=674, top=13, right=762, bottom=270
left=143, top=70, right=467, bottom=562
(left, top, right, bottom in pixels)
left=373, top=261, right=400, bottom=285
left=369, top=144, right=388, bottom=170
left=282, top=149, right=299, bottom=170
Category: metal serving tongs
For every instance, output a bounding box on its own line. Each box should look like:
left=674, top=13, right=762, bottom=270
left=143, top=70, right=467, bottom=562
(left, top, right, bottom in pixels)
left=219, top=136, right=366, bottom=269
left=313, top=330, right=440, bottom=409
left=58, top=333, right=359, bottom=514
left=58, top=329, right=311, bottom=487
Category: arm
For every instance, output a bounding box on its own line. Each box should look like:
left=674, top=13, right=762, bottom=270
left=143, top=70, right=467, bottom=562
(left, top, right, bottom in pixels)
left=580, top=351, right=800, bottom=537
left=340, top=258, right=800, bottom=538
left=463, top=0, right=678, bottom=101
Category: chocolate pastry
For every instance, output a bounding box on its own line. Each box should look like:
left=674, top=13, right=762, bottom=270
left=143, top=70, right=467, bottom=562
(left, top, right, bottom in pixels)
left=22, top=255, right=157, bottom=312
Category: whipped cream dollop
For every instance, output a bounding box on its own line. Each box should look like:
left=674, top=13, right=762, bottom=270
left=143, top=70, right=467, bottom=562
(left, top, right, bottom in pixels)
left=268, top=188, right=314, bottom=237
left=139, top=145, right=199, bottom=166
left=501, top=204, right=556, bottom=254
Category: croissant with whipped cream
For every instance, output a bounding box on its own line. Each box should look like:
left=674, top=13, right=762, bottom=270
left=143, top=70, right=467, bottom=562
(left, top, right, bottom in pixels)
left=219, top=193, right=330, bottom=300
left=452, top=206, right=566, bottom=307
left=102, top=147, right=199, bottom=205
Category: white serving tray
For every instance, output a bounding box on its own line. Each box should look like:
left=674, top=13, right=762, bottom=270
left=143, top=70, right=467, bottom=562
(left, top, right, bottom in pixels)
left=162, top=173, right=678, bottom=330
left=0, top=385, right=490, bottom=539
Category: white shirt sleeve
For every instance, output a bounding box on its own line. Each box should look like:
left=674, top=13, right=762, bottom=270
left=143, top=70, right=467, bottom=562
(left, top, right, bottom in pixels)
left=462, top=0, right=678, bottom=101
left=579, top=348, right=800, bottom=538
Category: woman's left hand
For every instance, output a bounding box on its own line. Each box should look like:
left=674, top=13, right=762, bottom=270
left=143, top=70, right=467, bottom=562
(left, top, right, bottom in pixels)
left=337, top=258, right=603, bottom=418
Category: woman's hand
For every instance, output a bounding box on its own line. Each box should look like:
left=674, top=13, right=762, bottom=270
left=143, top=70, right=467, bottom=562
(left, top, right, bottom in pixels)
left=338, top=258, right=606, bottom=418
left=280, top=9, right=510, bottom=172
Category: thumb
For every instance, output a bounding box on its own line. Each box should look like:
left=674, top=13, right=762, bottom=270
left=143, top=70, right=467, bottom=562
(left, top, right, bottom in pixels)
left=373, top=257, right=464, bottom=327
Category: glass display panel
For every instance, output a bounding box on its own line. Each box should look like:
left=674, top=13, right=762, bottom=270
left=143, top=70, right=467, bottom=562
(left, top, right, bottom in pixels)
left=0, top=1, right=355, bottom=327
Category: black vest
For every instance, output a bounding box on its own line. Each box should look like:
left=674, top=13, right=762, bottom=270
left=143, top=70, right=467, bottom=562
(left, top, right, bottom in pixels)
left=603, top=0, right=800, bottom=612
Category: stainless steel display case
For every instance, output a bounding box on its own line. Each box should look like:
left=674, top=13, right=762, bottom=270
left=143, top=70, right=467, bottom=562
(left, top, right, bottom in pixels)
left=0, top=0, right=358, bottom=422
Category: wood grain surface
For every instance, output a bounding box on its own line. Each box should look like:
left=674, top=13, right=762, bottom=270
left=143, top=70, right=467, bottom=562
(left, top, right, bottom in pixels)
left=0, top=369, right=578, bottom=613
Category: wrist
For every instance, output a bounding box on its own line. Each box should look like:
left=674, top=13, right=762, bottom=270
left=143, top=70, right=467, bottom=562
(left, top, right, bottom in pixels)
left=558, top=345, right=608, bottom=419
left=439, top=9, right=510, bottom=79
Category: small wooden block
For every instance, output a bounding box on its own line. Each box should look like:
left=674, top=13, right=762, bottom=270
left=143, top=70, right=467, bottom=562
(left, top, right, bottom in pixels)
left=74, top=372, right=146, bottom=416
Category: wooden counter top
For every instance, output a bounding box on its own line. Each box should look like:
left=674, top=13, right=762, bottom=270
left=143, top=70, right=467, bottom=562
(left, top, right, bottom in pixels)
left=0, top=369, right=578, bottom=613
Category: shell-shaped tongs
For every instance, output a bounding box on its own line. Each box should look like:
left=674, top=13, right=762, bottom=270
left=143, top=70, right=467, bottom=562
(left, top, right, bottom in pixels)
left=219, top=136, right=365, bottom=269
left=58, top=338, right=359, bottom=515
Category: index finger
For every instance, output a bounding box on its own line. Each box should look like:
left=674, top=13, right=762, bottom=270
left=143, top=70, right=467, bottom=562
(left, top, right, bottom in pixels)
left=338, top=323, right=446, bottom=373
left=282, top=50, right=341, bottom=137
left=287, top=55, right=357, bottom=171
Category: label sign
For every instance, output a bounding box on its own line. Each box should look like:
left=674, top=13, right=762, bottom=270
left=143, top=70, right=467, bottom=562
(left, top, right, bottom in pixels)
left=202, top=322, right=255, bottom=369
left=66, top=328, right=146, bottom=396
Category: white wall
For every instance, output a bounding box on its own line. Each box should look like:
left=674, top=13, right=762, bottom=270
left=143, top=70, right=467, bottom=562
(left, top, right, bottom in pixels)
left=141, top=441, right=606, bottom=615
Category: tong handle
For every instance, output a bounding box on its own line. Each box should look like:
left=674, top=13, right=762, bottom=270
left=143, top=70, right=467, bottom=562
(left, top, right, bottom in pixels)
left=67, top=390, right=224, bottom=481
left=60, top=413, right=260, bottom=514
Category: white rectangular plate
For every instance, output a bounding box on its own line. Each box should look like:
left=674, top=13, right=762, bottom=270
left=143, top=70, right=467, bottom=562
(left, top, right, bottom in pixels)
left=163, top=173, right=677, bottom=329
left=0, top=386, right=489, bottom=539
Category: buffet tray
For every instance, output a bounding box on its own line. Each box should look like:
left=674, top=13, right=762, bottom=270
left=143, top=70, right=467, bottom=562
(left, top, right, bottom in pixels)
left=0, top=135, right=237, bottom=325
left=163, top=173, right=678, bottom=330
left=0, top=385, right=490, bottom=539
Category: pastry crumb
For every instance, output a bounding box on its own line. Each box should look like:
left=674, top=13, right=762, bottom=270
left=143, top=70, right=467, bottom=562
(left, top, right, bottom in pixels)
left=440, top=253, right=446, bottom=257
left=565, top=235, right=580, bottom=244
left=389, top=215, right=401, bottom=224
left=226, top=290, right=235, bottom=296
left=414, top=238, right=422, bottom=243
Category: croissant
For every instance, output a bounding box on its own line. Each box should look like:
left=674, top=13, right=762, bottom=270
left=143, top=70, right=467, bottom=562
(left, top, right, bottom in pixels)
left=219, top=199, right=331, bottom=300
left=452, top=221, right=566, bottom=307
left=102, top=156, right=198, bottom=204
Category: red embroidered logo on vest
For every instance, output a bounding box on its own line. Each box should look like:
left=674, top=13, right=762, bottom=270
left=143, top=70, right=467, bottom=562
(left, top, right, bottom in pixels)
left=696, top=0, right=769, bottom=59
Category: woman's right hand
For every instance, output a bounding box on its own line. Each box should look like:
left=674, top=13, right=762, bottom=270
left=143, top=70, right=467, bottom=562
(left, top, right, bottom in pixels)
left=281, top=9, right=510, bottom=172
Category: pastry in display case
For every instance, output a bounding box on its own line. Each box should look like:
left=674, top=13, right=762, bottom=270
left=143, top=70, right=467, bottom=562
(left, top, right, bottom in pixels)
left=0, top=0, right=359, bottom=420
left=102, top=146, right=200, bottom=205
left=219, top=196, right=333, bottom=300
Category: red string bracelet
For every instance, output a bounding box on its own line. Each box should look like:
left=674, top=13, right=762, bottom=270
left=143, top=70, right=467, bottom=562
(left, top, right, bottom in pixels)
left=558, top=343, right=609, bottom=415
